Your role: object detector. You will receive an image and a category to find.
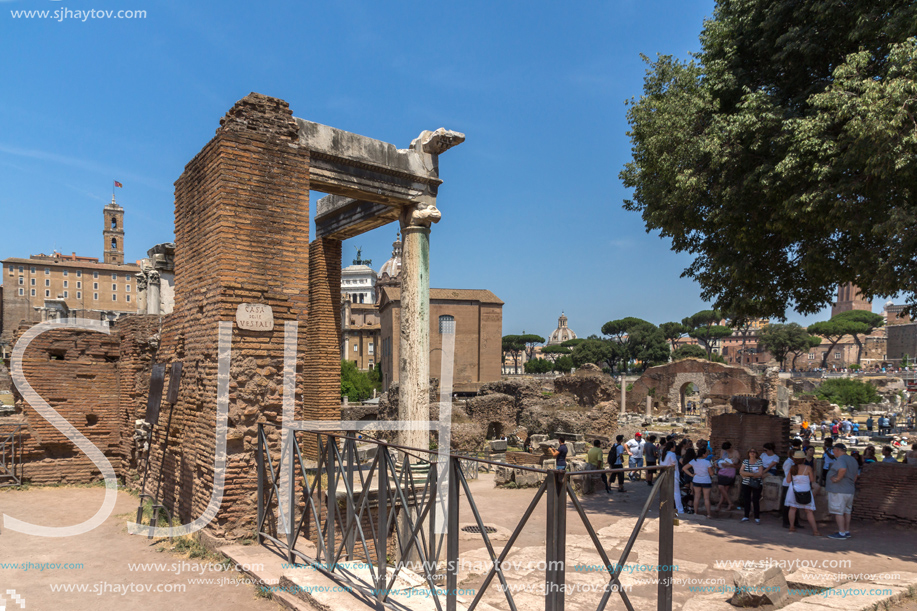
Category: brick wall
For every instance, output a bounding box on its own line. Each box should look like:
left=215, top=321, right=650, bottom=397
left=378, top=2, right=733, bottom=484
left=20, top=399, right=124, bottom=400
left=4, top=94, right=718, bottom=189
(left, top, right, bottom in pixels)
left=142, top=93, right=312, bottom=538
left=710, top=413, right=790, bottom=463
left=852, top=463, right=917, bottom=525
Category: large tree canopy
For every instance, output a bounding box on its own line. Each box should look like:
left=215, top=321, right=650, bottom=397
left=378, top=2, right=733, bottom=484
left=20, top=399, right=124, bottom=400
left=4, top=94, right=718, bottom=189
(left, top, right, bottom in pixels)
left=621, top=0, right=917, bottom=318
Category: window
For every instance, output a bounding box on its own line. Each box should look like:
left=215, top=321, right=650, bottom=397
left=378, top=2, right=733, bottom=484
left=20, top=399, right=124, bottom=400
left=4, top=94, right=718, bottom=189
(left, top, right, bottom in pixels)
left=30, top=267, right=35, bottom=274
left=369, top=361, right=374, bottom=369
left=18, top=288, right=23, bottom=296
left=439, top=315, right=455, bottom=334
left=126, top=284, right=130, bottom=292
left=63, top=270, right=68, bottom=276
left=30, top=289, right=35, bottom=296
left=18, top=265, right=23, bottom=273
left=77, top=292, right=81, bottom=299
left=77, top=281, right=81, bottom=289
left=63, top=280, right=68, bottom=288
left=45, top=290, right=50, bottom=297
left=111, top=238, right=117, bottom=250
left=112, top=273, right=117, bottom=280
left=125, top=274, right=130, bottom=281
left=7, top=265, right=12, bottom=275
left=835, top=352, right=842, bottom=359
left=368, top=342, right=374, bottom=355
left=17, top=277, right=23, bottom=285
left=76, top=270, right=81, bottom=277
left=112, top=294, right=117, bottom=302
left=126, top=295, right=131, bottom=303
left=45, top=268, right=50, bottom=275
left=353, top=344, right=358, bottom=352
left=93, top=271, right=98, bottom=279
left=93, top=282, right=98, bottom=290
left=808, top=353, right=815, bottom=360
left=63, top=291, right=68, bottom=298
left=93, top=293, right=99, bottom=300
left=30, top=278, right=35, bottom=286
left=112, top=284, right=117, bottom=291
left=45, top=279, right=50, bottom=287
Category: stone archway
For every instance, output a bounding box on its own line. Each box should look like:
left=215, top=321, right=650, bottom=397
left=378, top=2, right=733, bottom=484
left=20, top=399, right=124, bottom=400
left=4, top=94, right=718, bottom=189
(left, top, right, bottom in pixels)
left=671, top=374, right=709, bottom=414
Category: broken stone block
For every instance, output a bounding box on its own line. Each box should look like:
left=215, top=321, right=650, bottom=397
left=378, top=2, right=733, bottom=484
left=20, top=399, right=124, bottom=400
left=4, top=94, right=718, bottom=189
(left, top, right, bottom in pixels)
left=488, top=439, right=508, bottom=452
left=542, top=459, right=557, bottom=470
left=730, top=561, right=788, bottom=608
left=573, top=441, right=588, bottom=454
left=494, top=466, right=513, bottom=485
left=515, top=470, right=541, bottom=487
left=530, top=434, right=548, bottom=445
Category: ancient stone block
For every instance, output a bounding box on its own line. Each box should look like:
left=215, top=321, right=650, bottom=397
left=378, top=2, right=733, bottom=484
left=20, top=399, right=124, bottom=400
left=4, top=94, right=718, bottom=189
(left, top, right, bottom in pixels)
left=730, top=562, right=789, bottom=607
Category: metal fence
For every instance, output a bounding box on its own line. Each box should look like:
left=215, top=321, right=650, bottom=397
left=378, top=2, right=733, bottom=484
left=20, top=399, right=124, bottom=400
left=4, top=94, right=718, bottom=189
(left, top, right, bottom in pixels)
left=0, top=423, right=23, bottom=487
left=256, top=423, right=675, bottom=611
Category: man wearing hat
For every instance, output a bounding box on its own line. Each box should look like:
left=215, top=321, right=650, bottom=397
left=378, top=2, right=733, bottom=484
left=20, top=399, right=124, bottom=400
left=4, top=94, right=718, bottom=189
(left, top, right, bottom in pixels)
left=826, top=443, right=859, bottom=540
left=625, top=432, right=645, bottom=481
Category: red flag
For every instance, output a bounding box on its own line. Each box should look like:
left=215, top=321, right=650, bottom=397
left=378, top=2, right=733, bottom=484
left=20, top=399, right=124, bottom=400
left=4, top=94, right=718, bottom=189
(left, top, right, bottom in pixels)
left=114, top=181, right=123, bottom=188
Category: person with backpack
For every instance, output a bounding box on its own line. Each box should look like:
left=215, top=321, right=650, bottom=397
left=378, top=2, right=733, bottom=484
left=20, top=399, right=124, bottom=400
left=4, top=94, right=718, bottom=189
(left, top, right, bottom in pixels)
left=644, top=435, right=659, bottom=486
left=609, top=435, right=627, bottom=492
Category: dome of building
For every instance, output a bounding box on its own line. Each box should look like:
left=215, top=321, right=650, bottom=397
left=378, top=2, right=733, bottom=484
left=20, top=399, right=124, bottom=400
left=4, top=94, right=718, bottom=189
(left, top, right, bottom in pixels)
left=547, top=312, right=577, bottom=345
left=378, top=232, right=403, bottom=279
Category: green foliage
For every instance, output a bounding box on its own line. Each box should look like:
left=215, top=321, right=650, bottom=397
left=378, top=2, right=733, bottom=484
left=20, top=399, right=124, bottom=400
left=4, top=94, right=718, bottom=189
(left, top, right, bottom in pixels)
left=524, top=358, right=554, bottom=374
left=570, top=338, right=619, bottom=369
left=561, top=338, right=585, bottom=347
left=758, top=322, right=816, bottom=368
left=340, top=360, right=380, bottom=403
left=541, top=345, right=572, bottom=356
left=660, top=322, right=689, bottom=351
left=672, top=344, right=707, bottom=360
left=620, top=0, right=917, bottom=319
left=601, top=317, right=670, bottom=370
left=903, top=355, right=911, bottom=368
left=681, top=309, right=732, bottom=356
left=553, top=355, right=575, bottom=373
left=502, top=335, right=526, bottom=374
left=807, top=310, right=885, bottom=367
left=849, top=363, right=861, bottom=371
left=815, top=378, right=881, bottom=407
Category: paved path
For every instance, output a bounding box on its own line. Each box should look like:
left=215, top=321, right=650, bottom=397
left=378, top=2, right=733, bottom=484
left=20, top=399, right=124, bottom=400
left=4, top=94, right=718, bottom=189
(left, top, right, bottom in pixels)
left=0, top=487, right=281, bottom=611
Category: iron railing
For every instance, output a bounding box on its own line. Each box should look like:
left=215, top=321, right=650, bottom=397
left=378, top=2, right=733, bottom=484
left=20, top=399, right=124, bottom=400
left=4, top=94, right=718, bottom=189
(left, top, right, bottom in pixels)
left=256, top=423, right=675, bottom=611
left=0, top=423, right=23, bottom=487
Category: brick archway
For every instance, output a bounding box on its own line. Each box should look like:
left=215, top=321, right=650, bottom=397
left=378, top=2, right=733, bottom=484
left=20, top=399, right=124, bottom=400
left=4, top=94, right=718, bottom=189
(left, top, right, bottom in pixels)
left=670, top=374, right=708, bottom=414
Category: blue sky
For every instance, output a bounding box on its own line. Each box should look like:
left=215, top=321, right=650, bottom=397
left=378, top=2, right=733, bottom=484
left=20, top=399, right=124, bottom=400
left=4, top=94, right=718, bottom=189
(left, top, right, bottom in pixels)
left=0, top=0, right=879, bottom=339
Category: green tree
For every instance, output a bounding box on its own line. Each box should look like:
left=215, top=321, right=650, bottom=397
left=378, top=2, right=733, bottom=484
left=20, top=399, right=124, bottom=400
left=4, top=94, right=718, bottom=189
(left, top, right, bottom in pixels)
left=570, top=338, right=619, bottom=370
left=620, top=0, right=917, bottom=319
left=682, top=310, right=733, bottom=357
left=789, top=335, right=824, bottom=370
left=833, top=310, right=885, bottom=365
left=541, top=345, right=572, bottom=360
left=340, top=360, right=378, bottom=403
left=561, top=338, right=585, bottom=348
left=673, top=344, right=707, bottom=360
left=602, top=317, right=670, bottom=371
left=815, top=378, right=881, bottom=407
left=553, top=355, right=575, bottom=373
left=518, top=333, right=546, bottom=362
left=660, top=322, right=689, bottom=352
left=502, top=335, right=526, bottom=375
left=757, top=323, right=816, bottom=369
left=524, top=358, right=554, bottom=374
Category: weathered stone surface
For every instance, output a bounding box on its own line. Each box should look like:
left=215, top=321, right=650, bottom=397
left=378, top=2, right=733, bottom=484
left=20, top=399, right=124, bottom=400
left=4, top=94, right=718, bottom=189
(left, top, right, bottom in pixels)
left=731, top=395, right=769, bottom=414
left=629, top=358, right=765, bottom=414
left=494, top=465, right=513, bottom=485
left=553, top=368, right=618, bottom=407
left=488, top=439, right=508, bottom=452
left=731, top=562, right=789, bottom=607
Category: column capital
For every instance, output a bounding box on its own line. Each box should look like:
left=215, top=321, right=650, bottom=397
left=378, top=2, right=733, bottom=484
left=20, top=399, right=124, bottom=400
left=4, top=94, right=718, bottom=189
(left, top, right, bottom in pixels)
left=400, top=198, right=441, bottom=230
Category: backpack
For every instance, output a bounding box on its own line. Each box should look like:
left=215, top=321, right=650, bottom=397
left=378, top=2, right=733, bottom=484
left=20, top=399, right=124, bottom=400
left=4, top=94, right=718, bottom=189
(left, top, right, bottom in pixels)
left=609, top=444, right=623, bottom=465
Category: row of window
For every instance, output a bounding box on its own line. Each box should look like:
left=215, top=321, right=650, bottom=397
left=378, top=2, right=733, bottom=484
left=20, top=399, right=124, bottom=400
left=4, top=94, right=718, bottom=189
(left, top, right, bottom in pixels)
left=15, top=277, right=130, bottom=291
left=8, top=265, right=130, bottom=281
left=16, top=287, right=130, bottom=302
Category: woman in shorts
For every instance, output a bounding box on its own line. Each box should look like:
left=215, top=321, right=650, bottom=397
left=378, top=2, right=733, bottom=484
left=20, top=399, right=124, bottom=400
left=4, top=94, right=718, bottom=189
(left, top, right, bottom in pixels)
left=683, top=446, right=715, bottom=518
left=715, top=441, right=739, bottom=512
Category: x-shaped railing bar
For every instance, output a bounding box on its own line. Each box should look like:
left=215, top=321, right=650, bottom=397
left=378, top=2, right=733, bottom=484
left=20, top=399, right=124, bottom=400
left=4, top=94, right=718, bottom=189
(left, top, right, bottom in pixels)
left=466, top=475, right=548, bottom=611
left=456, top=460, right=521, bottom=611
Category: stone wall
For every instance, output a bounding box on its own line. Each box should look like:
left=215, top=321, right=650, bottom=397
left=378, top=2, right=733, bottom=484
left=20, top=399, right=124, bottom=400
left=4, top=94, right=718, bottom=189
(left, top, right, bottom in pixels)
left=709, top=413, right=790, bottom=464
left=629, top=359, right=762, bottom=414
left=852, top=463, right=917, bottom=525
left=142, top=93, right=313, bottom=538
left=9, top=324, right=123, bottom=484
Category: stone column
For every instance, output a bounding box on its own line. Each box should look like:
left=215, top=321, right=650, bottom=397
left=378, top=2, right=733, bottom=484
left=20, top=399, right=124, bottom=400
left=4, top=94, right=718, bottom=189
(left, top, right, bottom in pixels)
left=135, top=272, right=148, bottom=314
left=646, top=396, right=653, bottom=419
left=398, top=199, right=440, bottom=451
left=620, top=375, right=627, bottom=416
left=147, top=271, right=161, bottom=316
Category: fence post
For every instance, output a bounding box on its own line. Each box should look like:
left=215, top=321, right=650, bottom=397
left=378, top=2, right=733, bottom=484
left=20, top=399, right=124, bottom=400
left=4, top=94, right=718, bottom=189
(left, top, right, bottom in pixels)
left=326, top=434, right=337, bottom=569
left=345, top=436, right=355, bottom=561
left=545, top=471, right=566, bottom=611
left=657, top=468, right=674, bottom=611
left=287, top=431, right=297, bottom=564
left=376, top=446, right=389, bottom=603
left=256, top=424, right=264, bottom=545
left=446, top=456, right=460, bottom=611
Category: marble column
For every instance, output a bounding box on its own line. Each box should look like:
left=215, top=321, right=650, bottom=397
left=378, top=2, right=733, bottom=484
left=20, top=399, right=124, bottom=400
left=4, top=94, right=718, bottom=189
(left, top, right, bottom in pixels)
left=620, top=375, right=627, bottom=416
left=398, top=199, right=440, bottom=451
left=146, top=270, right=161, bottom=316
left=646, top=396, right=653, bottom=419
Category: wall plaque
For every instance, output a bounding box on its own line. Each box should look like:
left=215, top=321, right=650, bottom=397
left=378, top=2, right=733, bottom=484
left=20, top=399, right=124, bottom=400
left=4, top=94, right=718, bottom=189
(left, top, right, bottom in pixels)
left=236, top=303, right=274, bottom=331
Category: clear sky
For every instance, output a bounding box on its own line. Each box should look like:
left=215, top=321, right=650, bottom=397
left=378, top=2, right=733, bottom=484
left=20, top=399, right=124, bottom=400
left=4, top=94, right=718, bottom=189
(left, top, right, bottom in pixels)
left=0, top=0, right=881, bottom=339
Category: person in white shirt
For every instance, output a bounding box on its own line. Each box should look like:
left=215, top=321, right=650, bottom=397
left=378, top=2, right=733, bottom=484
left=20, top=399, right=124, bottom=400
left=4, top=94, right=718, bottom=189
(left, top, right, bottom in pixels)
left=761, top=443, right=780, bottom=475
left=625, top=433, right=646, bottom=481
left=660, top=440, right=684, bottom=514
left=683, top=446, right=715, bottom=518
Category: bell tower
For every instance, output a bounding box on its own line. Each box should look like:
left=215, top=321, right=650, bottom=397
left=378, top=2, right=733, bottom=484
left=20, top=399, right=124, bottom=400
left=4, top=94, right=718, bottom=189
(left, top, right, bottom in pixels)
left=103, top=196, right=125, bottom=264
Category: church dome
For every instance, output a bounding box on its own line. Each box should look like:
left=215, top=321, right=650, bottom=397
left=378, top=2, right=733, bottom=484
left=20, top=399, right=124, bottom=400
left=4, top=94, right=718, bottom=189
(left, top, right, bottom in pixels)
left=547, top=312, right=577, bottom=345
left=378, top=232, right=403, bottom=279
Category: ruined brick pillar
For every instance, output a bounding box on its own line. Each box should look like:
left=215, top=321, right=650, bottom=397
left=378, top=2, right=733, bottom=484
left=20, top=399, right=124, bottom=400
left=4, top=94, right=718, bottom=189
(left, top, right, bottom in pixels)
left=304, top=238, right=342, bottom=458
left=153, top=93, right=311, bottom=537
